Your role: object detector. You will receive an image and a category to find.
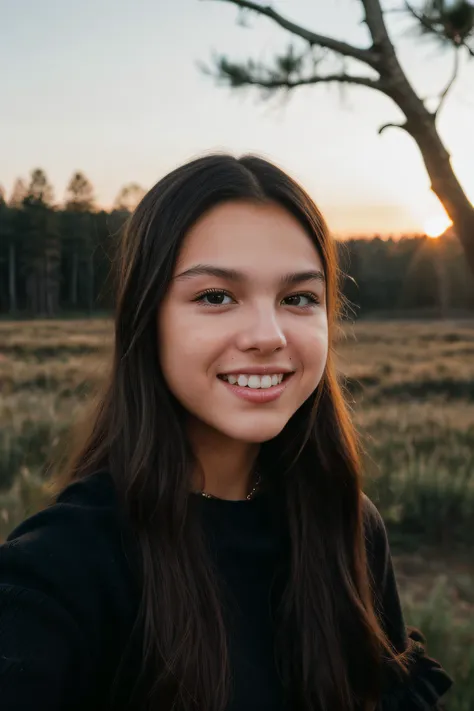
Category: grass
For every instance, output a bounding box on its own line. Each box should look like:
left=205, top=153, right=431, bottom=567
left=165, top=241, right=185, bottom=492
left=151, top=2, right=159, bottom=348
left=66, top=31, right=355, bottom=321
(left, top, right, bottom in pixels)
left=402, top=577, right=474, bottom=711
left=1, top=317, right=474, bottom=705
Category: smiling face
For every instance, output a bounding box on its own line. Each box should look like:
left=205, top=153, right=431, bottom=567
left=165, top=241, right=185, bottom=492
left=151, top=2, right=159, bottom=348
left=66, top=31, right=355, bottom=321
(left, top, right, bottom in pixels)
left=158, top=200, right=329, bottom=445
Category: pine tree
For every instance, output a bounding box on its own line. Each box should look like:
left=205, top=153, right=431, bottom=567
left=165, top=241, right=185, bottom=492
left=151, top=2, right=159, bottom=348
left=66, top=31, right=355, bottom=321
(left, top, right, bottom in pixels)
left=22, top=169, right=60, bottom=317
left=63, top=172, right=96, bottom=310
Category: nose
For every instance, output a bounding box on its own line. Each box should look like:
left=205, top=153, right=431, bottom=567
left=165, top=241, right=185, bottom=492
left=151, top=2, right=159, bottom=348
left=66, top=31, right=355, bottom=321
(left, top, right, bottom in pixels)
left=236, top=306, right=287, bottom=354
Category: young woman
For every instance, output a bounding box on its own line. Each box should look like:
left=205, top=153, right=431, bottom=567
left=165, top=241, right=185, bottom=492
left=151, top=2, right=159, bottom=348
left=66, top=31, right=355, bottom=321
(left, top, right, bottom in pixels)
left=0, top=155, right=452, bottom=711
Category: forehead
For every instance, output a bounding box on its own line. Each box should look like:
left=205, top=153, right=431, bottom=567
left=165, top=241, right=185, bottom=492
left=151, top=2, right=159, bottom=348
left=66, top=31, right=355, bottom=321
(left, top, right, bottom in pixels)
left=175, top=200, right=324, bottom=274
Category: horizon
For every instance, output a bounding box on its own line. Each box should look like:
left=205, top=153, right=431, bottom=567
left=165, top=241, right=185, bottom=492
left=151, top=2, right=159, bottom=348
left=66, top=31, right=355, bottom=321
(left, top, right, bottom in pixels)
left=1, top=0, right=473, bottom=237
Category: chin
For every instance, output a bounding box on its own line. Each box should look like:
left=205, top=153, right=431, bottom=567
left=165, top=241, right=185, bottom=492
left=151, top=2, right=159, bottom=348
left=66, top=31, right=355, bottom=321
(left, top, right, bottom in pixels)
left=218, top=419, right=289, bottom=444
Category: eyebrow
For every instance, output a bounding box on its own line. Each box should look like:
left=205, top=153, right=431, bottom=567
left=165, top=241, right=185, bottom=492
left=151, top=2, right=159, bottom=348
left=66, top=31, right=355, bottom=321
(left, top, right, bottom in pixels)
left=174, top=264, right=326, bottom=286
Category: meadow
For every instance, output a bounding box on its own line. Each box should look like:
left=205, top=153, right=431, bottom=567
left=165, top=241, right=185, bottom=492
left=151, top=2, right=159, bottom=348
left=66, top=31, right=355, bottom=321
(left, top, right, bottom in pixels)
left=0, top=318, right=473, bottom=708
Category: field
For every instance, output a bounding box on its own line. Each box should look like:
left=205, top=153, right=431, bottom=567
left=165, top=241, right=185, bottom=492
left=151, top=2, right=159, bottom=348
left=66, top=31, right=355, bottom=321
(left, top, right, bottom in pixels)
left=1, top=318, right=474, bottom=707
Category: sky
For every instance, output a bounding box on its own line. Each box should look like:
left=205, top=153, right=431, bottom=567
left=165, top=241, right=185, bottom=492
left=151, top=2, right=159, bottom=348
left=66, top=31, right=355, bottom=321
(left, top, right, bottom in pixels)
left=1, top=0, right=473, bottom=236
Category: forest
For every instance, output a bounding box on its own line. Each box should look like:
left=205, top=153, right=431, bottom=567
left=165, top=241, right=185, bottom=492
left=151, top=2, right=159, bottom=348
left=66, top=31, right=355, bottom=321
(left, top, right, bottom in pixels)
left=1, top=168, right=474, bottom=320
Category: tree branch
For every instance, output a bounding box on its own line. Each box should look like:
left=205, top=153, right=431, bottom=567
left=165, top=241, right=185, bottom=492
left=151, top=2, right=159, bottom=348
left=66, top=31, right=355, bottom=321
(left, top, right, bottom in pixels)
left=435, top=49, right=460, bottom=118
left=405, top=2, right=440, bottom=37
left=404, top=1, right=474, bottom=52
left=378, top=121, right=409, bottom=135
left=462, top=40, right=474, bottom=58
left=203, top=0, right=380, bottom=68
left=206, top=56, right=385, bottom=92
left=252, top=73, right=382, bottom=91
left=360, top=0, right=394, bottom=48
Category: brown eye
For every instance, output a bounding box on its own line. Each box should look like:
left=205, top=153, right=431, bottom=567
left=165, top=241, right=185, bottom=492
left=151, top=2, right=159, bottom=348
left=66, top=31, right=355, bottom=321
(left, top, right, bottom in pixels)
left=282, top=293, right=319, bottom=308
left=194, top=289, right=234, bottom=306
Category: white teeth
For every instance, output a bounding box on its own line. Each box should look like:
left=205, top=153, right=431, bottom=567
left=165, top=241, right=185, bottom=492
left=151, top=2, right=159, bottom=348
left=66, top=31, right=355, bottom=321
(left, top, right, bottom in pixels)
left=248, top=375, right=261, bottom=389
left=221, top=373, right=288, bottom=388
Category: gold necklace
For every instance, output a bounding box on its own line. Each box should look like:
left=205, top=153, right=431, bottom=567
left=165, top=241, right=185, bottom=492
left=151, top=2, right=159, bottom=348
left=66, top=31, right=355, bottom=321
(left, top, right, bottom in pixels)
left=197, top=469, right=262, bottom=501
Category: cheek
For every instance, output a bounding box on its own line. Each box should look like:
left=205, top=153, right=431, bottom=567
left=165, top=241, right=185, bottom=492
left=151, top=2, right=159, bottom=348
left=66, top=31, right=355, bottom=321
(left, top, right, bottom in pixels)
left=297, top=334, right=328, bottom=394
left=157, top=307, right=184, bottom=387
left=305, top=339, right=328, bottom=386
left=158, top=308, right=223, bottom=389
left=293, top=318, right=329, bottom=369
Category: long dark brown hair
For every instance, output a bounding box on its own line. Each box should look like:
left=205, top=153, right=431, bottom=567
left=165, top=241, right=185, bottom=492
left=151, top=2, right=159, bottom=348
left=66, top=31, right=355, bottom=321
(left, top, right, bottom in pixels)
left=57, top=154, right=410, bottom=711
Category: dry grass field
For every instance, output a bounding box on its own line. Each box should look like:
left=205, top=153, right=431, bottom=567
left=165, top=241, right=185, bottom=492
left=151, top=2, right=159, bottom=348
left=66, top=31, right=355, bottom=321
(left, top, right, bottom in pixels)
left=1, top=318, right=474, bottom=706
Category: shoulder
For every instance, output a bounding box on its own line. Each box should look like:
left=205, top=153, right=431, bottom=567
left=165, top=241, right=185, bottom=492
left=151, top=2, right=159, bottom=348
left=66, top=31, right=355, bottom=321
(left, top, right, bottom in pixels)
left=3, top=469, right=121, bottom=557
left=362, top=494, right=396, bottom=599
left=361, top=493, right=390, bottom=553
left=0, top=469, right=138, bottom=618
left=361, top=491, right=386, bottom=536
left=5, top=468, right=123, bottom=542
left=0, top=472, right=139, bottom=707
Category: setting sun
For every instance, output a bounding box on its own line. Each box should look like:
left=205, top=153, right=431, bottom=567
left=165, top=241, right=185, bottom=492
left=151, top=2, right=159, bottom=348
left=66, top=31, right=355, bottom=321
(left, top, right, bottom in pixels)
left=423, top=215, right=453, bottom=239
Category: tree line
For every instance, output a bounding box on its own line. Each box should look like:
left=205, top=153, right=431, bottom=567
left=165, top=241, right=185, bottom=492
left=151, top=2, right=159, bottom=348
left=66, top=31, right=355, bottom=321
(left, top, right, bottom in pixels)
left=0, top=170, right=144, bottom=317
left=1, top=168, right=473, bottom=319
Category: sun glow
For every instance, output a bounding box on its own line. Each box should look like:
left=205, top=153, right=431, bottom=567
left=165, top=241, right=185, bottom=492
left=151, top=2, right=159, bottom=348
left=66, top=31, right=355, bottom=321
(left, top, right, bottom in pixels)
left=423, top=215, right=453, bottom=239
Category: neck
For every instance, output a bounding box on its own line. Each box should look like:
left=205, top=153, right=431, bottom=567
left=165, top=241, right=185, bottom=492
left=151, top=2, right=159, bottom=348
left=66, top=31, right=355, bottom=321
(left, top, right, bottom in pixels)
left=188, top=419, right=260, bottom=500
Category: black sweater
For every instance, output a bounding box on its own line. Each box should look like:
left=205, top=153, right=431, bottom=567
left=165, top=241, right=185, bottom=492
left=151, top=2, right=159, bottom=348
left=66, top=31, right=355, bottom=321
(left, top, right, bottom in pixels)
left=0, top=471, right=453, bottom=710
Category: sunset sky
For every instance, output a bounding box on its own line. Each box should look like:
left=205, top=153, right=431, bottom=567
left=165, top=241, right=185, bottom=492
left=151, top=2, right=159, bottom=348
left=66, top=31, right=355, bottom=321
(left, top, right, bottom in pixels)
left=1, top=0, right=473, bottom=236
